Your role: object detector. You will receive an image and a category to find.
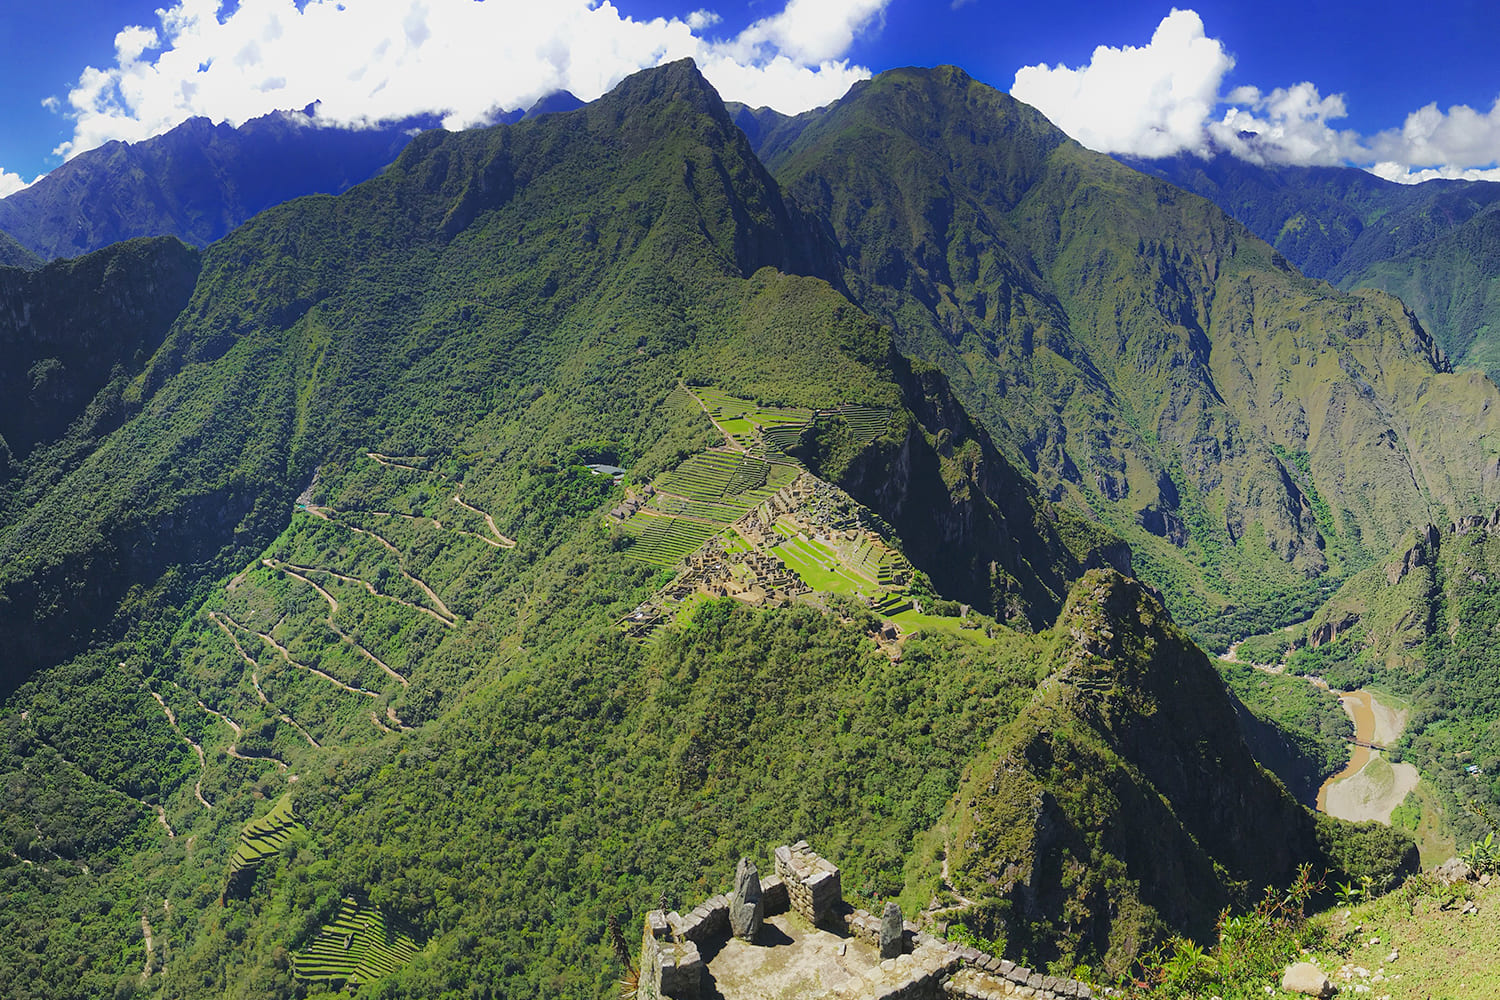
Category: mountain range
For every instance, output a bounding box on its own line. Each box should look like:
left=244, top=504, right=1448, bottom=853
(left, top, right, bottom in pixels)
left=0, top=59, right=1491, bottom=999
left=1129, top=151, right=1500, bottom=380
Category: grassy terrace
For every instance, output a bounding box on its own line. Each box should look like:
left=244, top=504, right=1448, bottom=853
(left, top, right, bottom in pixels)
left=225, top=795, right=304, bottom=898
left=622, top=450, right=797, bottom=567
left=771, top=536, right=880, bottom=599
left=292, top=898, right=420, bottom=989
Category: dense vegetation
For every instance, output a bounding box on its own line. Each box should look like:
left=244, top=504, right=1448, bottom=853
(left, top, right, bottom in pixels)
left=748, top=67, right=1500, bottom=655
left=0, top=59, right=1483, bottom=1000
left=1287, top=523, right=1500, bottom=846
left=1129, top=152, right=1500, bottom=380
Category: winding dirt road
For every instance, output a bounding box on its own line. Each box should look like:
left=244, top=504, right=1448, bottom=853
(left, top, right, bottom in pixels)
left=144, top=686, right=211, bottom=811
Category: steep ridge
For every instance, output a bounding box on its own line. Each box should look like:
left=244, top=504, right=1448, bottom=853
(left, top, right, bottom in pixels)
left=763, top=66, right=1500, bottom=646
left=0, top=227, right=40, bottom=269
left=941, top=570, right=1416, bottom=975
left=1290, top=515, right=1500, bottom=848
left=0, top=238, right=200, bottom=464
left=1126, top=153, right=1500, bottom=375
left=0, top=106, right=427, bottom=260
left=0, top=59, right=1104, bottom=690
left=0, top=60, right=1424, bottom=999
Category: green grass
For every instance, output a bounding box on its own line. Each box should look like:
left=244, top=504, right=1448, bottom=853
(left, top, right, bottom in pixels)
left=292, top=897, right=421, bottom=989
left=225, top=794, right=305, bottom=898
left=771, top=537, right=878, bottom=597
left=889, top=608, right=994, bottom=644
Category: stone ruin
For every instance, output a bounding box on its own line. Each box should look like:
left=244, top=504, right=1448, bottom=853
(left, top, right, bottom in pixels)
left=638, top=841, right=1096, bottom=1000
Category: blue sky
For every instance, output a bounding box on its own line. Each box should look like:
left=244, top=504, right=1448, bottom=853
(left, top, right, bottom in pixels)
left=2, top=0, right=1498, bottom=195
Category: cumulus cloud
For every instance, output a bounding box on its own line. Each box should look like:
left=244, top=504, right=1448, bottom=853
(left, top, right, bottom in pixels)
left=1009, top=8, right=1500, bottom=184
left=48, top=0, right=888, bottom=161
left=1207, top=82, right=1365, bottom=166
left=1011, top=8, right=1232, bottom=158
left=1367, top=99, right=1500, bottom=182
left=0, top=168, right=38, bottom=198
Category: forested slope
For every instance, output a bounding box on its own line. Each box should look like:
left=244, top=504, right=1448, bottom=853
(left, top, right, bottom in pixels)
left=0, top=60, right=1428, bottom=999
left=759, top=66, right=1500, bottom=648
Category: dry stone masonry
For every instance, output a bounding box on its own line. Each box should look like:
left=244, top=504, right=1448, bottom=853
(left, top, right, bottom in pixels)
left=638, top=842, right=1096, bottom=1000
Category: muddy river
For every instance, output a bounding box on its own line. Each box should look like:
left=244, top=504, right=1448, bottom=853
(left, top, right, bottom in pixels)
left=1316, top=689, right=1420, bottom=824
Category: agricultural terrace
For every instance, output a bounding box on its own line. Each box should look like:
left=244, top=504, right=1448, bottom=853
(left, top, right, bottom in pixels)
left=686, top=386, right=892, bottom=456
left=225, top=794, right=304, bottom=898
left=620, top=450, right=797, bottom=567
left=292, top=897, right=421, bottom=989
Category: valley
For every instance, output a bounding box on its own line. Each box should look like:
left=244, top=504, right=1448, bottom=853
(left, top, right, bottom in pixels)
left=0, top=56, right=1495, bottom=1000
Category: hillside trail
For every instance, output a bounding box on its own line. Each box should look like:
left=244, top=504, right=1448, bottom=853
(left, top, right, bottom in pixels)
left=20, top=705, right=177, bottom=838
left=175, top=682, right=290, bottom=772
left=365, top=452, right=430, bottom=473
left=265, top=559, right=418, bottom=681
left=682, top=384, right=748, bottom=453
left=450, top=490, right=517, bottom=547
left=140, top=913, right=155, bottom=986
left=209, top=611, right=271, bottom=705
left=243, top=624, right=382, bottom=700
left=210, top=612, right=321, bottom=747
left=144, top=685, right=211, bottom=811
left=277, top=557, right=448, bottom=634
left=298, top=514, right=458, bottom=623
left=924, top=839, right=979, bottom=921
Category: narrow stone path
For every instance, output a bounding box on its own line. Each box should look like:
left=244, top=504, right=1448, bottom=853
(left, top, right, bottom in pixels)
left=144, top=686, right=211, bottom=811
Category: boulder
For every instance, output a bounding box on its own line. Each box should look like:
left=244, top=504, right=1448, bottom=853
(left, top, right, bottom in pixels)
left=1281, top=962, right=1336, bottom=997
left=879, top=901, right=903, bottom=959
left=729, top=857, right=764, bottom=941
left=1435, top=856, right=1474, bottom=885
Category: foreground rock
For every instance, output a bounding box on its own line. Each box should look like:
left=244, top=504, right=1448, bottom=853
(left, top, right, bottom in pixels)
left=1282, top=961, right=1337, bottom=997
left=729, top=857, right=764, bottom=941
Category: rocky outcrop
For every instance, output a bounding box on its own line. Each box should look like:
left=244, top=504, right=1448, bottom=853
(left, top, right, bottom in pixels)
left=880, top=901, right=904, bottom=959
left=730, top=857, right=764, bottom=941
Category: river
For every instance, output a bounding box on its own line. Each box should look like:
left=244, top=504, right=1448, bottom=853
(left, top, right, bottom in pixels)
left=1316, top=689, right=1420, bottom=824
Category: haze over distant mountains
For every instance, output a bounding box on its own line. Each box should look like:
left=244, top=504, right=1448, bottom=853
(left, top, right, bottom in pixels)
left=0, top=91, right=589, bottom=264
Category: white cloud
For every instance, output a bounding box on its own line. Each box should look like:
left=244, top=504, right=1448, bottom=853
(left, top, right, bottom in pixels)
left=1009, top=8, right=1500, bottom=183
left=47, top=0, right=889, bottom=163
left=1010, top=8, right=1232, bottom=158
left=728, top=0, right=886, bottom=65
left=1207, top=82, right=1364, bottom=166
left=1366, top=99, right=1500, bottom=182
left=0, top=167, right=39, bottom=198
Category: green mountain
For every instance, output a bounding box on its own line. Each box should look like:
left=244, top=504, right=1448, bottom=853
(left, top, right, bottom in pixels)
left=1127, top=153, right=1500, bottom=377
left=0, top=61, right=1433, bottom=999
left=756, top=67, right=1500, bottom=649
left=0, top=107, right=426, bottom=261
left=0, top=228, right=40, bottom=269
left=1280, top=515, right=1500, bottom=846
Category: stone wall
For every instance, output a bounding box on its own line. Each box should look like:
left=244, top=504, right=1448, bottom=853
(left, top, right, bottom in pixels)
left=775, top=840, right=843, bottom=925
left=638, top=842, right=1096, bottom=1000
left=641, top=909, right=705, bottom=1000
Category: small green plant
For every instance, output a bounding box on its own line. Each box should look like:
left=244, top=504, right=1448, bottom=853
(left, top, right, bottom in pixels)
left=1461, top=831, right=1497, bottom=875
left=1129, top=864, right=1323, bottom=998
left=1334, top=879, right=1363, bottom=907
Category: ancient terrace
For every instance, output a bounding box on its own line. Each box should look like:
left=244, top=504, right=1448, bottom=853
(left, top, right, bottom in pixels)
left=637, top=842, right=1098, bottom=1000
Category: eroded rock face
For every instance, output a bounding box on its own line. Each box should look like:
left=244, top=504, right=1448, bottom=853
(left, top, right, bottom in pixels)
left=879, top=901, right=903, bottom=959
left=729, top=857, right=763, bottom=941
